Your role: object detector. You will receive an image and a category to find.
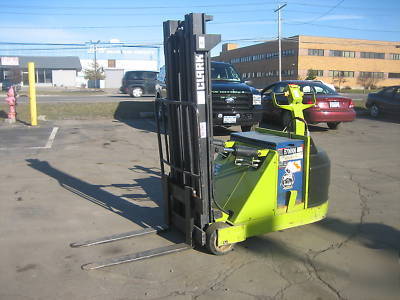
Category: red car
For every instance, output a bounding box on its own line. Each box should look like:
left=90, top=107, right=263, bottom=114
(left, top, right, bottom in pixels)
left=261, top=80, right=356, bottom=129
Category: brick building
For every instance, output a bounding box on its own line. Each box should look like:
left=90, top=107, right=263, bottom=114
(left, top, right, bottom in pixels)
left=213, top=35, right=400, bottom=89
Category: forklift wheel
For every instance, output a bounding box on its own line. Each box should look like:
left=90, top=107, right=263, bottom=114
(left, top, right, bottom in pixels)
left=206, top=222, right=234, bottom=255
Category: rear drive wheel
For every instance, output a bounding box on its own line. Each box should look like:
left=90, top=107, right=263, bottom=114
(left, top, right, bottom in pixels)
left=206, top=222, right=234, bottom=255
left=370, top=104, right=380, bottom=118
left=130, top=87, right=144, bottom=98
left=327, top=122, right=341, bottom=130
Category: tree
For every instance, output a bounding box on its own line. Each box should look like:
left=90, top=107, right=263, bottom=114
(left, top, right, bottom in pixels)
left=83, top=62, right=105, bottom=80
left=305, top=69, right=318, bottom=80
left=357, top=75, right=381, bottom=93
left=332, top=72, right=347, bottom=92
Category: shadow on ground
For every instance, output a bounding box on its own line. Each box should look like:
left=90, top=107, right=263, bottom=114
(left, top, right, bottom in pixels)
left=317, top=217, right=400, bottom=252
left=26, top=159, right=163, bottom=228
left=0, top=110, right=7, bottom=119
left=113, top=100, right=155, bottom=120
left=354, top=107, right=400, bottom=124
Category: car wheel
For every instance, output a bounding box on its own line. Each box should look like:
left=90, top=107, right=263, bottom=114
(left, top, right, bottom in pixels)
left=206, top=222, right=234, bottom=255
left=241, top=123, right=257, bottom=132
left=370, top=104, right=380, bottom=118
left=130, top=87, right=143, bottom=98
left=327, top=122, right=341, bottom=130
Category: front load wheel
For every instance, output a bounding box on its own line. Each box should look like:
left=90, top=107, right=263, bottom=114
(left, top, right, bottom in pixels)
left=206, top=222, right=234, bottom=255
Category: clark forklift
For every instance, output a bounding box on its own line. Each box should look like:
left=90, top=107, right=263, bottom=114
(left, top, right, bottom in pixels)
left=71, top=13, right=330, bottom=269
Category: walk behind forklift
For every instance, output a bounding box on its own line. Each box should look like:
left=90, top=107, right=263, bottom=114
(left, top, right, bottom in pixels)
left=71, top=13, right=330, bottom=269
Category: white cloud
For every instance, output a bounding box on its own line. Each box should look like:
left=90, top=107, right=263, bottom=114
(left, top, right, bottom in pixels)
left=0, top=27, right=87, bottom=43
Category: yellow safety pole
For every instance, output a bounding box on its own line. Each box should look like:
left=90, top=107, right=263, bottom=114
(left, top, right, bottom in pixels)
left=28, top=62, right=38, bottom=126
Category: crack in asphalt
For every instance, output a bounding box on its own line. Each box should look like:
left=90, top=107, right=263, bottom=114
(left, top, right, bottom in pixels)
left=302, top=166, right=373, bottom=300
left=192, top=259, right=255, bottom=299
left=305, top=252, right=345, bottom=300
left=151, top=258, right=255, bottom=300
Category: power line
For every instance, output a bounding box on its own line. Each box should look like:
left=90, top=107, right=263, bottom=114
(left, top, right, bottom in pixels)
left=0, top=19, right=276, bottom=30
left=0, top=1, right=271, bottom=10
left=3, top=1, right=397, bottom=12
left=0, top=8, right=267, bottom=16
left=293, top=0, right=345, bottom=25
left=2, top=18, right=397, bottom=34
left=285, top=22, right=400, bottom=33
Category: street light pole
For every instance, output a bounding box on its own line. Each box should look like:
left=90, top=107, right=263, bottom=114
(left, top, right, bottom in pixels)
left=275, top=3, right=287, bottom=81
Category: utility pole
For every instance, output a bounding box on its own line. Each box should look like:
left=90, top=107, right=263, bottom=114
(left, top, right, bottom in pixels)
left=90, top=40, right=101, bottom=88
left=274, top=3, right=287, bottom=81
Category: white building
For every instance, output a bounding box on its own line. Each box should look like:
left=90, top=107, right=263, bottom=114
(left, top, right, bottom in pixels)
left=78, top=58, right=158, bottom=89
left=0, top=56, right=81, bottom=88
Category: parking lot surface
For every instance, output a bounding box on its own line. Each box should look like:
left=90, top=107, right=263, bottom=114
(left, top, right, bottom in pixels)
left=0, top=116, right=399, bottom=300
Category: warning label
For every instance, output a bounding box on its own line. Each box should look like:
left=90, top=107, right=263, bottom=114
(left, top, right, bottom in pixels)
left=278, top=146, right=303, bottom=162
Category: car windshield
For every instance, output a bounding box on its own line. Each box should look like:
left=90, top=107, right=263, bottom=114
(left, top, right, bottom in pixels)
left=211, top=64, right=241, bottom=82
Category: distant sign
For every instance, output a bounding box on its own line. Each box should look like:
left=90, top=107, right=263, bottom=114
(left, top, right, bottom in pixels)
left=1, top=57, right=19, bottom=66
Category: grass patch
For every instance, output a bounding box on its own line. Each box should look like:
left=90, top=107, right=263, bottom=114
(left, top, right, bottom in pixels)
left=0, top=89, right=109, bottom=97
left=340, top=89, right=378, bottom=94
left=352, top=99, right=366, bottom=109
left=0, top=100, right=155, bottom=123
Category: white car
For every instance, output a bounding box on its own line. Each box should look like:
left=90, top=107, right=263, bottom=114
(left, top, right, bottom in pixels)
left=312, top=80, right=336, bottom=91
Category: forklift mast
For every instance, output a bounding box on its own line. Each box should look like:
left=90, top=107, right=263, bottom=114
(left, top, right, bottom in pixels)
left=156, top=13, right=221, bottom=246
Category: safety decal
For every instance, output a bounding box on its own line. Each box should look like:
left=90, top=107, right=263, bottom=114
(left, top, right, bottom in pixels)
left=285, top=160, right=302, bottom=173
left=279, top=146, right=303, bottom=162
left=280, top=162, right=298, bottom=190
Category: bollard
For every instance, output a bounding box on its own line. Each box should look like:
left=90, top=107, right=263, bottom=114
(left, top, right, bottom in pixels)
left=5, top=86, right=17, bottom=124
left=28, top=62, right=38, bottom=126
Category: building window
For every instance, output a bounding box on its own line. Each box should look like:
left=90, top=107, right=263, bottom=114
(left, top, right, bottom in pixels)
left=328, top=70, right=355, bottom=77
left=266, top=52, right=279, bottom=59
left=360, top=52, right=385, bottom=59
left=359, top=72, right=384, bottom=79
left=308, top=49, right=324, bottom=56
left=390, top=53, right=400, bottom=60
left=388, top=73, right=400, bottom=78
left=36, top=69, right=45, bottom=83
left=282, top=70, right=295, bottom=76
left=108, top=59, right=116, bottom=68
left=45, top=70, right=52, bottom=83
left=265, top=70, right=279, bottom=77
left=329, top=50, right=355, bottom=58
left=282, top=49, right=295, bottom=56
left=315, top=70, right=324, bottom=76
left=252, top=54, right=265, bottom=61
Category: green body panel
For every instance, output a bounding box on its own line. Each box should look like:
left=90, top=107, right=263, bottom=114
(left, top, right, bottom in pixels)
left=217, top=224, right=246, bottom=246
left=212, top=84, right=329, bottom=245
left=214, top=150, right=278, bottom=224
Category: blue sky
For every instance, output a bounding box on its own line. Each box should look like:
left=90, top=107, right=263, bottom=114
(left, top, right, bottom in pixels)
left=0, top=0, right=399, bottom=60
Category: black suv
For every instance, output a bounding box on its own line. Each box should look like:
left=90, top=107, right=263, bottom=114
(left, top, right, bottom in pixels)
left=120, top=71, right=158, bottom=98
left=156, top=61, right=262, bottom=131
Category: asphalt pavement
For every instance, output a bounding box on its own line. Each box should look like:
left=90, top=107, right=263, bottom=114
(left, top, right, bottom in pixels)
left=0, top=116, right=399, bottom=300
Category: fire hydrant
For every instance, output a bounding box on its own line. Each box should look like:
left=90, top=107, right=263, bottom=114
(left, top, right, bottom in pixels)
left=5, top=86, right=17, bottom=123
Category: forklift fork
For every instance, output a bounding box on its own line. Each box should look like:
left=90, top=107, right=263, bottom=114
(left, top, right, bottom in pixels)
left=70, top=13, right=221, bottom=270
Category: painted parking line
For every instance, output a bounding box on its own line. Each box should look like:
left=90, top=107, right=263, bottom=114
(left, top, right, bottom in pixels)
left=31, top=127, right=59, bottom=149
left=0, top=126, right=59, bottom=150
